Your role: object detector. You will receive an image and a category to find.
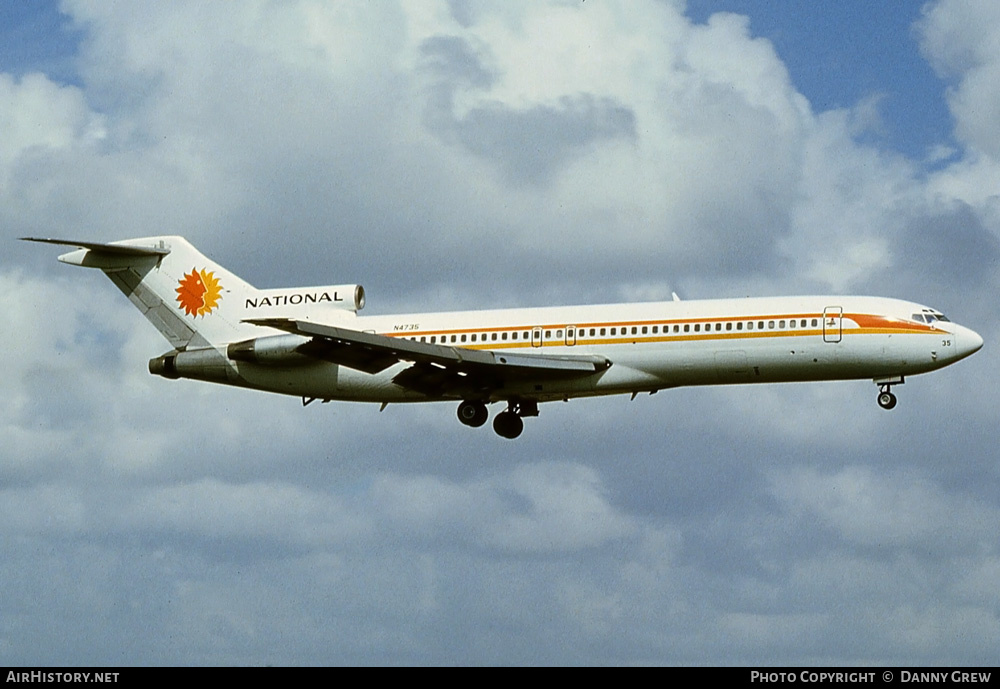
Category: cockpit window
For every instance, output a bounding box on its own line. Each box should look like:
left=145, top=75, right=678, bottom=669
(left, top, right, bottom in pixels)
left=916, top=309, right=951, bottom=323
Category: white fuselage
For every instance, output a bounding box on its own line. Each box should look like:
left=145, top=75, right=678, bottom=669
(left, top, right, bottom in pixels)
left=227, top=295, right=982, bottom=404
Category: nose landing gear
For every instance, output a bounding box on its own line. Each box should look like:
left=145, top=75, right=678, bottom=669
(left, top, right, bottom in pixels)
left=874, top=376, right=903, bottom=410
left=877, top=386, right=897, bottom=410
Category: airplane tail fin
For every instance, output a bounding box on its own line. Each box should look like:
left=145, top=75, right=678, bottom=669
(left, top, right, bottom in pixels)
left=23, top=236, right=260, bottom=350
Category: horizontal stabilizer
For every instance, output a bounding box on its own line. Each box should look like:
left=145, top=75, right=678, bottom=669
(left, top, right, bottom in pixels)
left=21, top=237, right=171, bottom=257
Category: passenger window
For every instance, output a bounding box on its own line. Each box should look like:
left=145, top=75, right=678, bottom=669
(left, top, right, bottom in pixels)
left=600, top=328, right=606, bottom=336
left=642, top=326, right=648, bottom=334
left=501, top=332, right=507, bottom=341
left=726, top=322, right=732, bottom=331
left=471, top=334, right=477, bottom=342
left=556, top=329, right=563, bottom=338
left=779, top=320, right=785, bottom=328
left=684, top=324, right=690, bottom=333
left=461, top=334, right=467, bottom=343
left=694, top=324, right=700, bottom=332
left=545, top=330, right=551, bottom=338
left=768, top=321, right=775, bottom=329
left=451, top=335, right=457, bottom=343
left=736, top=322, right=743, bottom=331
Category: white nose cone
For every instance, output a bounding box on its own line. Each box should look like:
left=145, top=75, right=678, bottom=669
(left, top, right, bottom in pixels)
left=958, top=325, right=984, bottom=359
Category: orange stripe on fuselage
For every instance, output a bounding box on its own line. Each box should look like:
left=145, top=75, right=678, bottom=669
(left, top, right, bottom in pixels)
left=381, top=312, right=942, bottom=348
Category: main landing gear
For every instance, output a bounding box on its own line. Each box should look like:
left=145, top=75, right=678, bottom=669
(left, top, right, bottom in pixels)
left=875, top=376, right=903, bottom=410
left=492, top=411, right=523, bottom=439
left=456, top=400, right=489, bottom=427
left=457, top=399, right=538, bottom=439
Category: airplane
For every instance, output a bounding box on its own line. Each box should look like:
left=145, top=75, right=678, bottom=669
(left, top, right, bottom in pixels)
left=24, top=235, right=983, bottom=439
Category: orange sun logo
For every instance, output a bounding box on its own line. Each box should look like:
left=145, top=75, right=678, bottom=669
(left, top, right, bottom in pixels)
left=176, top=268, right=222, bottom=317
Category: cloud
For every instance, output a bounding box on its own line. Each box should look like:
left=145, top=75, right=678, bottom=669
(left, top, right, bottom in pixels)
left=770, top=466, right=999, bottom=551
left=918, top=0, right=1000, bottom=157
left=372, top=462, right=637, bottom=552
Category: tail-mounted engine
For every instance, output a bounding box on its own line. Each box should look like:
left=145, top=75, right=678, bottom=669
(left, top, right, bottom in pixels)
left=226, top=334, right=315, bottom=366
left=242, top=284, right=365, bottom=314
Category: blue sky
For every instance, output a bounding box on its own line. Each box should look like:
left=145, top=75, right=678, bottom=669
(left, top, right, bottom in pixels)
left=2, top=0, right=998, bottom=666
left=688, top=1, right=955, bottom=161
left=0, top=1, right=81, bottom=83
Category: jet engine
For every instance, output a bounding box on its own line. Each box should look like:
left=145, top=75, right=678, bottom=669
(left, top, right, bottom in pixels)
left=226, top=334, right=315, bottom=366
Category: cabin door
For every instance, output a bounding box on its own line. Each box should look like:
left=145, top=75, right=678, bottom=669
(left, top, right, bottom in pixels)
left=823, top=306, right=843, bottom=343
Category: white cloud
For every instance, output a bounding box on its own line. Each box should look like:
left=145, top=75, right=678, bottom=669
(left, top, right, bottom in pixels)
left=0, top=72, right=104, bottom=177
left=770, top=466, right=999, bottom=551
left=372, top=462, right=636, bottom=553
left=917, top=0, right=1000, bottom=249
left=919, top=0, right=1000, bottom=158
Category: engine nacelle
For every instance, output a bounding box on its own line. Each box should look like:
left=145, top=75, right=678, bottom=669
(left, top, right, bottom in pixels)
left=242, top=284, right=365, bottom=313
left=149, top=347, right=231, bottom=383
left=226, top=334, right=315, bottom=366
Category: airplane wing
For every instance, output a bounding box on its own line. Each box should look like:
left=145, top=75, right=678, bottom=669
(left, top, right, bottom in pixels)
left=244, top=317, right=612, bottom=397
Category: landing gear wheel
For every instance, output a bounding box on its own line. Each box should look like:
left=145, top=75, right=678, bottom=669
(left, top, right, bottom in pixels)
left=877, top=391, right=897, bottom=410
left=457, top=400, right=489, bottom=427
left=493, top=411, right=524, bottom=439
